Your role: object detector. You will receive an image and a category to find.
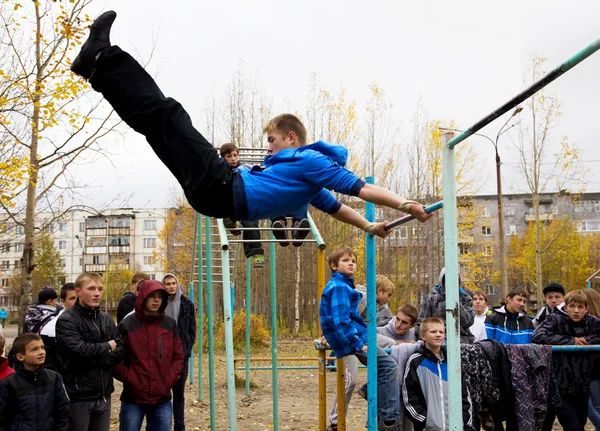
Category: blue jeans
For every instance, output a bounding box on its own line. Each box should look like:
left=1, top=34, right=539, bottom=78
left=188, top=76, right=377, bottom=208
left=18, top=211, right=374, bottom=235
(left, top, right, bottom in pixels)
left=355, top=345, right=400, bottom=422
left=120, top=400, right=172, bottom=431
left=589, top=380, right=600, bottom=430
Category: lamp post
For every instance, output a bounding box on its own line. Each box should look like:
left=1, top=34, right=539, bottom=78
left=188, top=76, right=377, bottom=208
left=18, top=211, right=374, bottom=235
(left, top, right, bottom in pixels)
left=440, top=106, right=522, bottom=299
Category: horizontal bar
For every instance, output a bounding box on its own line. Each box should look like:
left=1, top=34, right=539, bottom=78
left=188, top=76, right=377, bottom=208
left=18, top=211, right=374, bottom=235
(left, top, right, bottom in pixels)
left=551, top=345, right=600, bottom=351
left=234, top=357, right=318, bottom=362
left=228, top=239, right=317, bottom=244
left=235, top=366, right=369, bottom=371
left=385, top=201, right=444, bottom=231
left=448, top=37, right=600, bottom=150
left=226, top=227, right=311, bottom=231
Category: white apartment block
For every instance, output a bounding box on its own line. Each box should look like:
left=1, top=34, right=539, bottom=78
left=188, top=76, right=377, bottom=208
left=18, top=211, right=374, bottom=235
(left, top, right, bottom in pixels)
left=0, top=207, right=171, bottom=310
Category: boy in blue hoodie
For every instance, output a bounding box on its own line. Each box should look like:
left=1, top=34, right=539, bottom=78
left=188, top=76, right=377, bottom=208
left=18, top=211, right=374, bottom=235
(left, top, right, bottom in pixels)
left=69, top=12, right=431, bottom=237
left=320, top=247, right=400, bottom=430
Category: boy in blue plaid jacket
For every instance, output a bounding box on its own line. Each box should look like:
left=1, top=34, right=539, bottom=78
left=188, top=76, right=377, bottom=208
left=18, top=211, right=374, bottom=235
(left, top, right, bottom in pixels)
left=320, top=247, right=400, bottom=430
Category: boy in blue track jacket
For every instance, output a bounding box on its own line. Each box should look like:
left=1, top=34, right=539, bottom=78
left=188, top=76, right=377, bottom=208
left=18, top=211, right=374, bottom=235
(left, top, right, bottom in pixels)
left=403, top=317, right=473, bottom=431
left=69, top=11, right=432, bottom=238
left=485, top=288, right=534, bottom=344
left=320, top=247, right=400, bottom=430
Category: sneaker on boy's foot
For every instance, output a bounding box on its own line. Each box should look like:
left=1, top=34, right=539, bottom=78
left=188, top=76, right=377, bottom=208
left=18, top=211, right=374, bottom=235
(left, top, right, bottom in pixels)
left=378, top=419, right=400, bottom=430
left=357, top=384, right=368, bottom=401
left=223, top=218, right=241, bottom=236
left=271, top=220, right=289, bottom=247
left=71, top=11, right=117, bottom=79
left=252, top=254, right=265, bottom=268
left=326, top=424, right=338, bottom=431
left=292, top=218, right=311, bottom=247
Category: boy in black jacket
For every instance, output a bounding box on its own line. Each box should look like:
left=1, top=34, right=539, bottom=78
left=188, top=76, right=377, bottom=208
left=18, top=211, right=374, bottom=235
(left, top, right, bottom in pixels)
left=532, top=290, right=600, bottom=431
left=0, top=333, right=70, bottom=430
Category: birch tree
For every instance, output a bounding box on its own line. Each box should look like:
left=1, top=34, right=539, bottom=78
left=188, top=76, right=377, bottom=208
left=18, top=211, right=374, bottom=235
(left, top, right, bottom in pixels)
left=0, top=0, right=122, bottom=330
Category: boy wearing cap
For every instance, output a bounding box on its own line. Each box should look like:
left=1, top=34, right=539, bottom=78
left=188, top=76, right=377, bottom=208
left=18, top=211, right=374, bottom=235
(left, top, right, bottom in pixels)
left=23, top=287, right=59, bottom=334
left=533, top=283, right=565, bottom=328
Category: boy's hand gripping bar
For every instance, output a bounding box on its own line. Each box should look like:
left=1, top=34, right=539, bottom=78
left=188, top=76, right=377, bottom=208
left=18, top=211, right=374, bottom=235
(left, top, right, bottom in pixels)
left=384, top=201, right=443, bottom=231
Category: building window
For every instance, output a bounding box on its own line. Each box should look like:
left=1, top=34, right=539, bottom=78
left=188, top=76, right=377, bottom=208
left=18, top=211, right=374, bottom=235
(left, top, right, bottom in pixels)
left=58, top=240, right=67, bottom=250
left=143, top=256, right=156, bottom=265
left=143, top=238, right=157, bottom=248
left=483, top=245, right=493, bottom=256
left=505, top=206, right=516, bottom=217
left=482, top=207, right=490, bottom=217
left=459, top=245, right=470, bottom=255
left=0, top=244, right=10, bottom=253
left=59, top=222, right=67, bottom=232
left=79, top=258, right=83, bottom=267
left=398, top=227, right=408, bottom=239
left=79, top=222, right=85, bottom=232
left=484, top=284, right=495, bottom=296
left=15, top=225, right=24, bottom=235
left=144, top=220, right=157, bottom=231
left=16, top=243, right=23, bottom=252
left=148, top=273, right=156, bottom=280
left=61, top=258, right=66, bottom=268
left=578, top=221, right=600, bottom=232
left=0, top=278, right=8, bottom=287
left=506, top=225, right=517, bottom=236
left=14, top=260, right=20, bottom=269
left=481, top=226, right=492, bottom=236
left=1, top=261, right=9, bottom=270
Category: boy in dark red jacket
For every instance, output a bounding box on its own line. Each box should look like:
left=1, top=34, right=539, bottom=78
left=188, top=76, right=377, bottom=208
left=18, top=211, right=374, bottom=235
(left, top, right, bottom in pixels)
left=114, top=280, right=184, bottom=431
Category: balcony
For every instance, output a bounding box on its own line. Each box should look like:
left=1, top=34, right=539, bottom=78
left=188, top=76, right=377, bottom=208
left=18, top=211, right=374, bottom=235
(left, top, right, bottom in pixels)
left=458, top=236, right=474, bottom=244
left=525, top=213, right=554, bottom=222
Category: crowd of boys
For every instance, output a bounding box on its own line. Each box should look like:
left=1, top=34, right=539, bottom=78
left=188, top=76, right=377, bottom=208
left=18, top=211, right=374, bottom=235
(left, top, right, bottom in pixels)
left=320, top=244, right=600, bottom=431
left=0, top=270, right=194, bottom=431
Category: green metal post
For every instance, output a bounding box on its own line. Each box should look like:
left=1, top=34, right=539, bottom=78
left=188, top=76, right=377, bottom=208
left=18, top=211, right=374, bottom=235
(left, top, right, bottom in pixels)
left=365, top=176, right=377, bottom=430
left=216, top=219, right=237, bottom=430
left=197, top=214, right=203, bottom=401
left=205, top=216, right=216, bottom=430
left=442, top=132, right=463, bottom=431
left=245, top=258, right=251, bottom=396
left=270, top=233, right=279, bottom=431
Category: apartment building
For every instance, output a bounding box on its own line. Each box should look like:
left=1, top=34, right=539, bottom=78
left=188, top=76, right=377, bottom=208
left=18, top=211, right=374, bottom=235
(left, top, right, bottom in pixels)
left=0, top=207, right=171, bottom=311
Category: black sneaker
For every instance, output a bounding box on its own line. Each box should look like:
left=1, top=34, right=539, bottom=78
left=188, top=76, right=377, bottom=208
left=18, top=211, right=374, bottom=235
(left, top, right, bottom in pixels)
left=71, top=11, right=117, bottom=79
left=292, top=218, right=310, bottom=247
left=223, top=218, right=241, bottom=236
left=271, top=220, right=289, bottom=247
left=357, top=384, right=368, bottom=401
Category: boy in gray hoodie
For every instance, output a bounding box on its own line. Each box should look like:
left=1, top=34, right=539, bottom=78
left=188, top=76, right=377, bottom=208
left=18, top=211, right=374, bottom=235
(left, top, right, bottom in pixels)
left=162, top=273, right=196, bottom=431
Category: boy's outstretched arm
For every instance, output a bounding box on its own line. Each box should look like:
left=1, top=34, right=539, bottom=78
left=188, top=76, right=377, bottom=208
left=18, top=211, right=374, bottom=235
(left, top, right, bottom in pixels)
left=357, top=183, right=432, bottom=222
left=331, top=204, right=390, bottom=238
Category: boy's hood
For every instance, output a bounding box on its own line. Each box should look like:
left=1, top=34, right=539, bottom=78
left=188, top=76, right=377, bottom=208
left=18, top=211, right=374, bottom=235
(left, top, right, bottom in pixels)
left=162, top=273, right=181, bottom=292
left=135, top=280, right=168, bottom=316
left=495, top=305, right=527, bottom=318
left=264, top=141, right=348, bottom=167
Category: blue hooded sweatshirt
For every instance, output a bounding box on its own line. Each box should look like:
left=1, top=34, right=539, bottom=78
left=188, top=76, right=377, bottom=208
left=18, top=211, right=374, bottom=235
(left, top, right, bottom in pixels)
left=233, top=141, right=365, bottom=221
left=320, top=271, right=368, bottom=358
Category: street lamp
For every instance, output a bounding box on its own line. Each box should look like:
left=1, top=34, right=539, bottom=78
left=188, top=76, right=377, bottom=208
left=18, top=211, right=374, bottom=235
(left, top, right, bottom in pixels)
left=440, top=106, right=522, bottom=299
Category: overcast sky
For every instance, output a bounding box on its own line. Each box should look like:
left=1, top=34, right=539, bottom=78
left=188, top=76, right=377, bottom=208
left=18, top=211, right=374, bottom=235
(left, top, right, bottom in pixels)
left=71, top=0, right=600, bottom=209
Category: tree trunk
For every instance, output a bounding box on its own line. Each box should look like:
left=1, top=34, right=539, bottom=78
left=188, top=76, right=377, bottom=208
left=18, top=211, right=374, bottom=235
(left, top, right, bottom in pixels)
left=19, top=4, right=43, bottom=334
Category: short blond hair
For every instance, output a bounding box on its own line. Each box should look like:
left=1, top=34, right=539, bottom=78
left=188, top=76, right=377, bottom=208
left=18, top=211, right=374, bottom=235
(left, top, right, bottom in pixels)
left=376, top=275, right=395, bottom=294
left=262, top=114, right=307, bottom=146
left=565, top=290, right=588, bottom=308
left=420, top=317, right=445, bottom=335
left=75, top=272, right=102, bottom=290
